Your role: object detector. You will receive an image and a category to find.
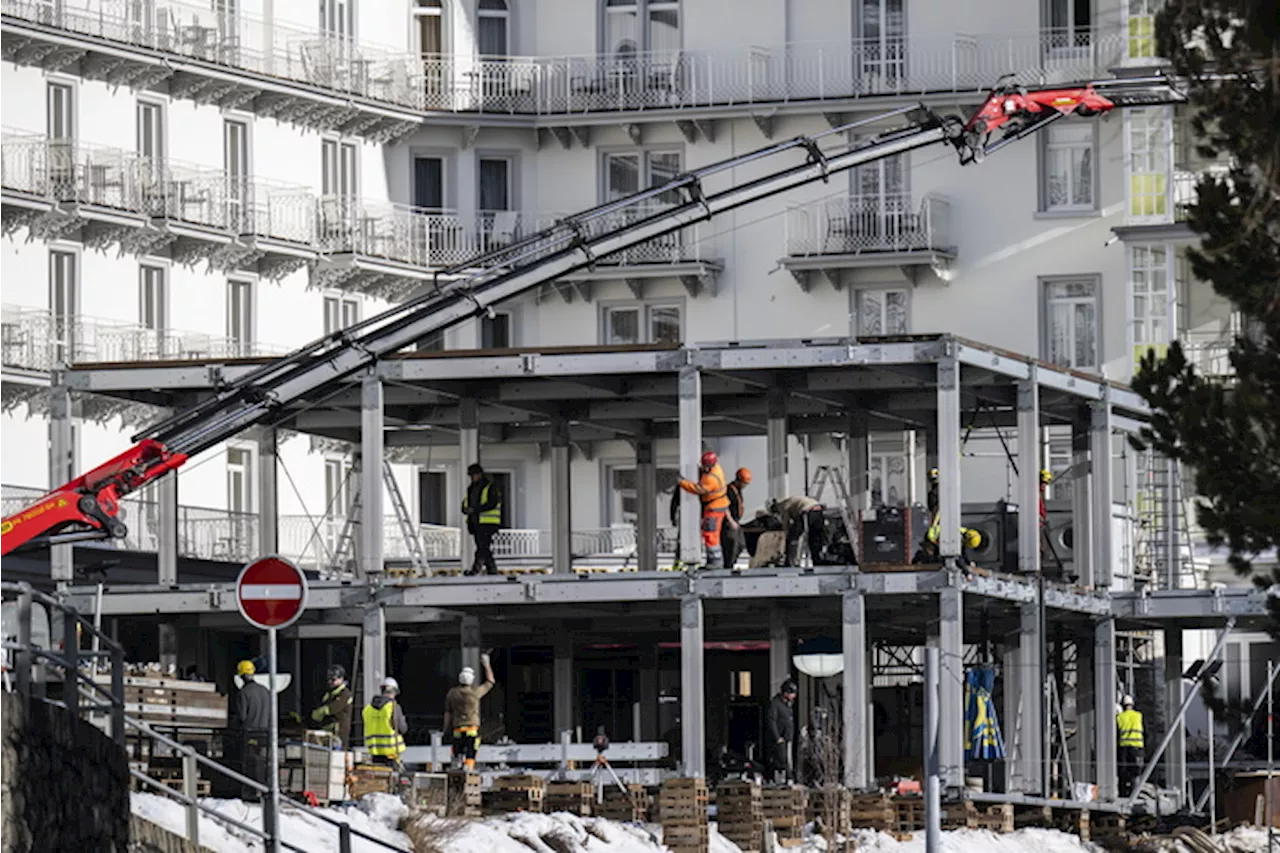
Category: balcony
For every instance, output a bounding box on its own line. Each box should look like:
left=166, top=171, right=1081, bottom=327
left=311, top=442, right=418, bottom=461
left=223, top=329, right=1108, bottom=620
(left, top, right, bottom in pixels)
left=780, top=193, right=956, bottom=289
left=1179, top=329, right=1235, bottom=379
left=534, top=205, right=721, bottom=300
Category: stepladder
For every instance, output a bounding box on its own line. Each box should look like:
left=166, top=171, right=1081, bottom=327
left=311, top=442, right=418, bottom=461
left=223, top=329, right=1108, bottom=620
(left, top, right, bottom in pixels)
left=807, top=465, right=861, bottom=566
left=332, top=459, right=430, bottom=577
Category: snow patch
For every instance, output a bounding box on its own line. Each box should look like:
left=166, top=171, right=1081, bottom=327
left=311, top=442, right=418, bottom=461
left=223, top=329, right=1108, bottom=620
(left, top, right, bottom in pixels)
left=800, top=827, right=1107, bottom=853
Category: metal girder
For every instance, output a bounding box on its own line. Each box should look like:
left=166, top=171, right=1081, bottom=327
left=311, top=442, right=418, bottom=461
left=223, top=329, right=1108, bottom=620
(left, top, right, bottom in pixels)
left=1111, top=588, right=1275, bottom=624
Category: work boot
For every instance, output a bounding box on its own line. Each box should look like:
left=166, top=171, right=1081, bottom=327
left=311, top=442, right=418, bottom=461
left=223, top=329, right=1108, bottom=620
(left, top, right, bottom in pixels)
left=705, top=546, right=724, bottom=569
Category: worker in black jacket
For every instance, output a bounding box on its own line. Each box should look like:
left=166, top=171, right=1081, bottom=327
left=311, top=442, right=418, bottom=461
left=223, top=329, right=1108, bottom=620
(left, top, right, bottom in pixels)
left=463, top=463, right=503, bottom=576
left=765, top=679, right=797, bottom=783
left=723, top=468, right=752, bottom=568
left=235, top=659, right=272, bottom=798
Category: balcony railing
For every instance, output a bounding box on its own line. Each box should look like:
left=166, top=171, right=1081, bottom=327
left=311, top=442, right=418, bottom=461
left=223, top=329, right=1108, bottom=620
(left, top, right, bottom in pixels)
left=4, top=0, right=1127, bottom=115
left=315, top=199, right=481, bottom=269
left=1, top=305, right=285, bottom=371
left=785, top=193, right=952, bottom=256
left=535, top=204, right=709, bottom=266
left=1179, top=330, right=1235, bottom=378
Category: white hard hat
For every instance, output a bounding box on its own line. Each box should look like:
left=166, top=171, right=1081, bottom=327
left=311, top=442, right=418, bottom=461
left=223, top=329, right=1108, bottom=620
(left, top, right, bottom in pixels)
left=381, top=676, right=399, bottom=693
left=1121, top=694, right=1134, bottom=706
left=459, top=667, right=476, bottom=686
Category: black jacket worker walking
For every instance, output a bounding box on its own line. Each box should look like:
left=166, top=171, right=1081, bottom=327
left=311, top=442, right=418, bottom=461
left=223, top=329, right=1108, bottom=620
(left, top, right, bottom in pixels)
left=766, top=680, right=797, bottom=783
left=463, top=463, right=503, bottom=575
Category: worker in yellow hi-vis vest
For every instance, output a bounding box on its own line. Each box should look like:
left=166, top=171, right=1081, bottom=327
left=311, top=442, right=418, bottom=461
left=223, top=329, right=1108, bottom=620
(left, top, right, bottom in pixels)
left=363, top=677, right=408, bottom=770
left=463, top=463, right=503, bottom=576
left=1116, top=694, right=1145, bottom=796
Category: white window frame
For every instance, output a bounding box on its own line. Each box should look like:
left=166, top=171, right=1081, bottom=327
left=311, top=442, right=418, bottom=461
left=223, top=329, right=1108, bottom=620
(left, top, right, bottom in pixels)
left=601, top=0, right=681, bottom=56
left=1124, top=0, right=1159, bottom=62
left=476, top=0, right=510, bottom=56
left=601, top=148, right=683, bottom=206
left=853, top=287, right=910, bottom=338
left=480, top=311, right=513, bottom=349
left=867, top=433, right=908, bottom=508
left=1125, top=106, right=1173, bottom=224
left=410, top=149, right=451, bottom=212
left=49, top=245, right=79, bottom=365
left=46, top=79, right=76, bottom=142
left=136, top=99, right=165, bottom=171
left=1128, top=243, right=1173, bottom=362
left=226, top=444, right=255, bottom=515
left=139, top=263, right=168, bottom=336
left=1039, top=121, right=1098, bottom=214
left=476, top=153, right=515, bottom=213
left=1044, top=0, right=1094, bottom=55
left=323, top=292, right=361, bottom=334
left=319, top=0, right=354, bottom=41
left=600, top=301, right=683, bottom=346
left=1040, top=275, right=1102, bottom=371
left=321, top=137, right=359, bottom=199
left=412, top=0, right=445, bottom=57
left=226, top=278, right=255, bottom=354
left=222, top=117, right=250, bottom=229
left=601, top=459, right=681, bottom=527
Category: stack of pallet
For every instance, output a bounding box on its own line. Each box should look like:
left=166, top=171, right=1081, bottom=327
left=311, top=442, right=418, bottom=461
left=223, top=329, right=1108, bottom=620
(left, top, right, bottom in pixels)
left=660, top=778, right=709, bottom=853
left=545, top=781, right=594, bottom=816
left=598, top=783, right=651, bottom=822
left=940, top=801, right=1014, bottom=833
left=412, top=772, right=449, bottom=816
left=809, top=788, right=851, bottom=836
left=847, top=792, right=894, bottom=832
left=103, top=674, right=228, bottom=729
left=144, top=761, right=211, bottom=797
left=447, top=770, right=483, bottom=817
left=891, top=795, right=925, bottom=834
left=349, top=765, right=395, bottom=800
left=485, top=774, right=546, bottom=813
left=1089, top=813, right=1126, bottom=846
left=715, top=780, right=763, bottom=853
left=762, top=785, right=808, bottom=843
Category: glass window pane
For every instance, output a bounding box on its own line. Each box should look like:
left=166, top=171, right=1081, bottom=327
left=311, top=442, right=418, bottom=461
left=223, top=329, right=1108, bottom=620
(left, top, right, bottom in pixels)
left=859, top=291, right=884, bottom=336
left=477, top=14, right=507, bottom=55
left=606, top=153, right=640, bottom=200
left=478, top=158, right=510, bottom=211
left=649, top=306, right=680, bottom=343
left=884, top=290, right=908, bottom=334
left=648, top=1, right=680, bottom=53
left=607, top=308, right=640, bottom=344
left=1074, top=302, right=1096, bottom=367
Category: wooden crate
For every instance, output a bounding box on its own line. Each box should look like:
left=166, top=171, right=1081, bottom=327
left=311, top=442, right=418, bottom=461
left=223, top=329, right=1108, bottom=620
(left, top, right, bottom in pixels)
left=716, top=780, right=763, bottom=852
left=349, top=765, right=395, bottom=800
left=809, top=788, right=852, bottom=835
left=1049, top=806, right=1089, bottom=839
left=848, top=792, right=894, bottom=831
left=413, top=772, right=449, bottom=816
left=1089, top=813, right=1126, bottom=843
left=599, top=784, right=651, bottom=822
left=662, top=822, right=709, bottom=853
left=484, top=789, right=545, bottom=814
left=446, top=770, right=482, bottom=817
left=891, top=795, right=925, bottom=833
left=662, top=778, right=709, bottom=853
left=545, top=781, right=594, bottom=816
left=941, top=801, right=1014, bottom=833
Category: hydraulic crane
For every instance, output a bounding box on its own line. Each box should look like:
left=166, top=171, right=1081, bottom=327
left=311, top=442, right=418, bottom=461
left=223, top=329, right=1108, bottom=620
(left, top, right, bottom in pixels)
left=0, top=74, right=1189, bottom=557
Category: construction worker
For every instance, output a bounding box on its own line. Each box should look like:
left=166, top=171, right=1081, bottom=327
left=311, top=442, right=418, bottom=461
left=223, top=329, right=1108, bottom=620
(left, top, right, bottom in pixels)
left=920, top=523, right=982, bottom=567
left=235, top=660, right=271, bottom=797
left=362, top=676, right=408, bottom=769
left=1039, top=469, right=1052, bottom=524
left=1117, top=694, right=1145, bottom=796
left=678, top=451, right=731, bottom=568
left=462, top=463, right=502, bottom=576
left=444, top=651, right=495, bottom=770
left=765, top=679, right=797, bottom=783
left=723, top=467, right=752, bottom=568
left=772, top=494, right=826, bottom=566
left=310, top=664, right=354, bottom=748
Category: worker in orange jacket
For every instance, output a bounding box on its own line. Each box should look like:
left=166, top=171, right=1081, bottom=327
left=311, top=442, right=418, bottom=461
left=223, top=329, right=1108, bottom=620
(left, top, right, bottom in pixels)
left=678, top=451, right=731, bottom=568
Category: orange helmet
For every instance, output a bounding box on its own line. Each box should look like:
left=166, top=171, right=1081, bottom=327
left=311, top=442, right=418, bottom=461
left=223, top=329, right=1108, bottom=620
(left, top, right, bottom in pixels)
left=736, top=467, right=752, bottom=484
left=700, top=451, right=718, bottom=469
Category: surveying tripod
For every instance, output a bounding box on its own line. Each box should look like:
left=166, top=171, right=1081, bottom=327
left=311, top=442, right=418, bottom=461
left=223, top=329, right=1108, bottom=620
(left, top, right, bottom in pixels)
left=589, top=732, right=632, bottom=801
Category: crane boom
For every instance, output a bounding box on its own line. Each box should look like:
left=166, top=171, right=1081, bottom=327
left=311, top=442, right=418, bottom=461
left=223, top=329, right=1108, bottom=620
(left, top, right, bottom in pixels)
left=0, top=74, right=1189, bottom=556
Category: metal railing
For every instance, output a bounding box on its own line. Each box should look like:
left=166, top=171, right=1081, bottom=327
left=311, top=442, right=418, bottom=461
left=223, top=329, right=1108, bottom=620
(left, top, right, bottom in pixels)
left=315, top=198, right=479, bottom=268
left=785, top=192, right=953, bottom=256
left=534, top=204, right=710, bottom=265
left=1, top=305, right=286, bottom=371
left=4, top=0, right=1130, bottom=114
left=1179, top=329, right=1235, bottom=378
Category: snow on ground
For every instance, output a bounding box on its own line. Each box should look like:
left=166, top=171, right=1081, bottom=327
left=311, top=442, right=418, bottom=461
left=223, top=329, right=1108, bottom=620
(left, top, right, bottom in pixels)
left=795, top=827, right=1106, bottom=853
left=436, top=812, right=671, bottom=853
left=1140, top=825, right=1277, bottom=853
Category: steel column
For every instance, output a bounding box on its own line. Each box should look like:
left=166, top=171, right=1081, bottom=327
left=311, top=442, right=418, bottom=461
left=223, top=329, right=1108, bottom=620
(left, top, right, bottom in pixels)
left=1017, top=375, right=1041, bottom=577
left=847, top=412, right=869, bottom=514
left=678, top=367, right=703, bottom=568
left=360, top=376, right=384, bottom=575
left=158, top=472, right=179, bottom=585
left=842, top=590, right=869, bottom=789
left=257, top=427, right=278, bottom=554
left=680, top=595, right=706, bottom=777
left=936, top=358, right=961, bottom=557
left=924, top=646, right=942, bottom=852
left=553, top=634, right=574, bottom=738
left=1075, top=637, right=1096, bottom=789
left=937, top=585, right=965, bottom=790
left=1094, top=618, right=1117, bottom=800
left=1164, top=627, right=1187, bottom=804
left=1016, top=602, right=1044, bottom=795
left=158, top=623, right=178, bottom=674
left=551, top=418, right=572, bottom=575
left=1071, top=414, right=1093, bottom=587
left=1003, top=633, right=1025, bottom=792
left=361, top=604, right=386, bottom=704
left=1090, top=397, right=1115, bottom=589
left=48, top=378, right=74, bottom=582
left=635, top=438, right=658, bottom=573
left=459, top=399, right=480, bottom=574
left=769, top=609, right=790, bottom=696
left=767, top=389, right=788, bottom=502
left=460, top=614, right=481, bottom=682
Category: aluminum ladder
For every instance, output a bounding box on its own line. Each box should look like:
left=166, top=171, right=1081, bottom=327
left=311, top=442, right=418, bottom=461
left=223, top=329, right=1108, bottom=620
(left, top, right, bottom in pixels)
left=806, top=465, right=860, bottom=566
left=332, top=459, right=429, bottom=577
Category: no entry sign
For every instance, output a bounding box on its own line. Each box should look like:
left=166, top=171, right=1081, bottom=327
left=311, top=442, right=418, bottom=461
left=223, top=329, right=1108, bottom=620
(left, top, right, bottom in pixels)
left=236, top=556, right=308, bottom=631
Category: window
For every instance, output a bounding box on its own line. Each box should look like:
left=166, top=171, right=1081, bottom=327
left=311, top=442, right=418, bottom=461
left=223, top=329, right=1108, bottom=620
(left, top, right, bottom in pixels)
left=227, top=446, right=253, bottom=514
left=1130, top=244, right=1171, bottom=364
left=1126, top=0, right=1158, bottom=61
left=413, top=156, right=445, bottom=211
left=46, top=82, right=74, bottom=141
left=477, top=0, right=509, bottom=56
left=1044, top=428, right=1074, bottom=502
left=136, top=100, right=164, bottom=175
left=855, top=289, right=908, bottom=337
left=324, top=457, right=352, bottom=518
left=139, top=265, right=167, bottom=351
left=1046, top=0, right=1092, bottom=52
left=1041, top=123, right=1095, bottom=212
left=857, top=0, right=904, bottom=84
left=486, top=470, right=513, bottom=528
left=603, top=0, right=680, bottom=56
left=1127, top=107, right=1172, bottom=222
left=321, top=139, right=358, bottom=199
left=416, top=331, right=445, bottom=352
left=481, top=312, right=511, bottom=349
left=604, top=303, right=682, bottom=345
left=223, top=119, right=249, bottom=229
left=418, top=470, right=447, bottom=525
left=49, top=249, right=77, bottom=364
left=607, top=465, right=681, bottom=526
left=319, top=0, right=353, bottom=41
left=1043, top=278, right=1099, bottom=370
left=868, top=435, right=906, bottom=508
left=413, top=0, right=443, bottom=57
left=604, top=150, right=681, bottom=207
left=478, top=157, right=512, bottom=212
left=227, top=279, right=254, bottom=354
left=323, top=294, right=360, bottom=334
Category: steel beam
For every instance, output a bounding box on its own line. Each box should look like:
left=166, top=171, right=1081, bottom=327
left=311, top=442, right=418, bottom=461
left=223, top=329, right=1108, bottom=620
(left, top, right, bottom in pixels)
left=362, top=603, right=386, bottom=703
left=1017, top=374, right=1041, bottom=578
left=551, top=418, right=572, bottom=575
left=1003, top=632, right=1025, bottom=792
left=767, top=389, right=789, bottom=502
left=937, top=585, right=965, bottom=790
left=1015, top=602, right=1044, bottom=795
left=460, top=614, right=481, bottom=679
left=842, top=590, right=870, bottom=789
left=1090, top=395, right=1115, bottom=589
left=678, top=367, right=703, bottom=568
left=400, top=741, right=668, bottom=766
left=1094, top=618, right=1117, bottom=801
left=1075, top=637, right=1096, bottom=789
left=1071, top=415, right=1093, bottom=587
left=1163, top=627, right=1187, bottom=804
left=459, top=399, right=480, bottom=574
left=936, top=358, right=961, bottom=557
left=680, top=595, right=706, bottom=777
left=158, top=472, right=178, bottom=585
left=769, top=608, right=790, bottom=696
left=258, top=427, right=279, bottom=554
left=48, top=379, right=74, bottom=583
left=635, top=438, right=658, bottom=573
left=553, top=634, right=574, bottom=738
left=360, top=376, right=384, bottom=575
left=846, top=412, right=869, bottom=513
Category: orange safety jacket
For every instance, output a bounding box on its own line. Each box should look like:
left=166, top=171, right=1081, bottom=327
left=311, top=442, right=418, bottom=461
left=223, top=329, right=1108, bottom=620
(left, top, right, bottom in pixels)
left=679, top=463, right=730, bottom=512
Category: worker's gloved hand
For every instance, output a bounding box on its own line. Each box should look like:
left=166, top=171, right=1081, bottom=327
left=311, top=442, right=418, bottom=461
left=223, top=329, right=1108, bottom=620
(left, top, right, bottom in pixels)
left=479, top=652, right=491, bottom=666
left=311, top=707, right=327, bottom=722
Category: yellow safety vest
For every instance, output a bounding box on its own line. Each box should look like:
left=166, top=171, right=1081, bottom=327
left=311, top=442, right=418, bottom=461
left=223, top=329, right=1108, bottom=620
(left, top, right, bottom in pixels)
left=362, top=701, right=405, bottom=758
left=1117, top=709, right=1144, bottom=748
left=925, top=512, right=977, bottom=549
left=463, top=483, right=502, bottom=526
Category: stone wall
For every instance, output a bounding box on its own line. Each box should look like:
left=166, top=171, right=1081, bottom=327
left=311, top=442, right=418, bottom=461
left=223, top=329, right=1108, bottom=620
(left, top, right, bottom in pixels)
left=1, top=692, right=130, bottom=853
left=129, top=814, right=219, bottom=853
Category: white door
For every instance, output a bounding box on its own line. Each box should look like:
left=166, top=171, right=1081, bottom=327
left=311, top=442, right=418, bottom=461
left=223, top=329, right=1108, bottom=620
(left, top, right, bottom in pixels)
left=139, top=265, right=168, bottom=357
left=850, top=154, right=906, bottom=250
left=857, top=0, right=904, bottom=91
left=223, top=119, right=249, bottom=230
left=49, top=250, right=77, bottom=365
left=1130, top=244, right=1172, bottom=367
left=227, top=279, right=253, bottom=356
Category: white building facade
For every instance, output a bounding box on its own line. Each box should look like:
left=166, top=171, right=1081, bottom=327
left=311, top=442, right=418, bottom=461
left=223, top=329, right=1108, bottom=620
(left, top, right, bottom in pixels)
left=0, top=0, right=1240, bottom=585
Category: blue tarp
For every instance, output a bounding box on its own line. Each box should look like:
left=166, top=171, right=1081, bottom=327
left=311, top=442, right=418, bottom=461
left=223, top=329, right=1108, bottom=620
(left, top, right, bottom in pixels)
left=964, top=665, right=1005, bottom=760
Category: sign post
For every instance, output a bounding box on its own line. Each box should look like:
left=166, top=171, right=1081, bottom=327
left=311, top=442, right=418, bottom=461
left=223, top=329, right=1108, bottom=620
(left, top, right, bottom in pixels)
left=236, top=556, right=308, bottom=853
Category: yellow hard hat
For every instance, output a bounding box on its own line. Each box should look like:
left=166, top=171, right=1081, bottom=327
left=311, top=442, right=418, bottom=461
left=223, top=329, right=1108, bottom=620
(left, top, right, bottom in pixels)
left=237, top=660, right=256, bottom=676
left=963, top=528, right=982, bottom=549
left=1040, top=469, right=1053, bottom=484
left=928, top=468, right=939, bottom=481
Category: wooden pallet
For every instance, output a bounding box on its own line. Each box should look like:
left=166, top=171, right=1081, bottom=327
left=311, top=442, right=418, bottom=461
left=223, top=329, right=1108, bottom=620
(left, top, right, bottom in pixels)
left=599, top=784, right=650, bottom=822
left=847, top=792, right=894, bottom=831
left=809, top=788, right=852, bottom=835
left=662, top=778, right=709, bottom=853
left=716, top=780, right=763, bottom=852
left=891, top=795, right=925, bottom=833
left=941, top=801, right=1014, bottom=833
left=545, top=781, right=593, bottom=816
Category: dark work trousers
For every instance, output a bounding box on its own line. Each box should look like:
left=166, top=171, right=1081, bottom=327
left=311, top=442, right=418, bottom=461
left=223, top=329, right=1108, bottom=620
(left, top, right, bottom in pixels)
left=469, top=523, right=499, bottom=574
left=241, top=729, right=269, bottom=800
left=1118, top=745, right=1143, bottom=796
left=768, top=739, right=793, bottom=783
left=786, top=507, right=827, bottom=565
left=722, top=519, right=742, bottom=568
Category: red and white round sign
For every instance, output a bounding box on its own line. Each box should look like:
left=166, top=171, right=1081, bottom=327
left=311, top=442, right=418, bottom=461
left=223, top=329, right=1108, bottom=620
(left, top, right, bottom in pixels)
left=236, top=556, right=308, bottom=631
